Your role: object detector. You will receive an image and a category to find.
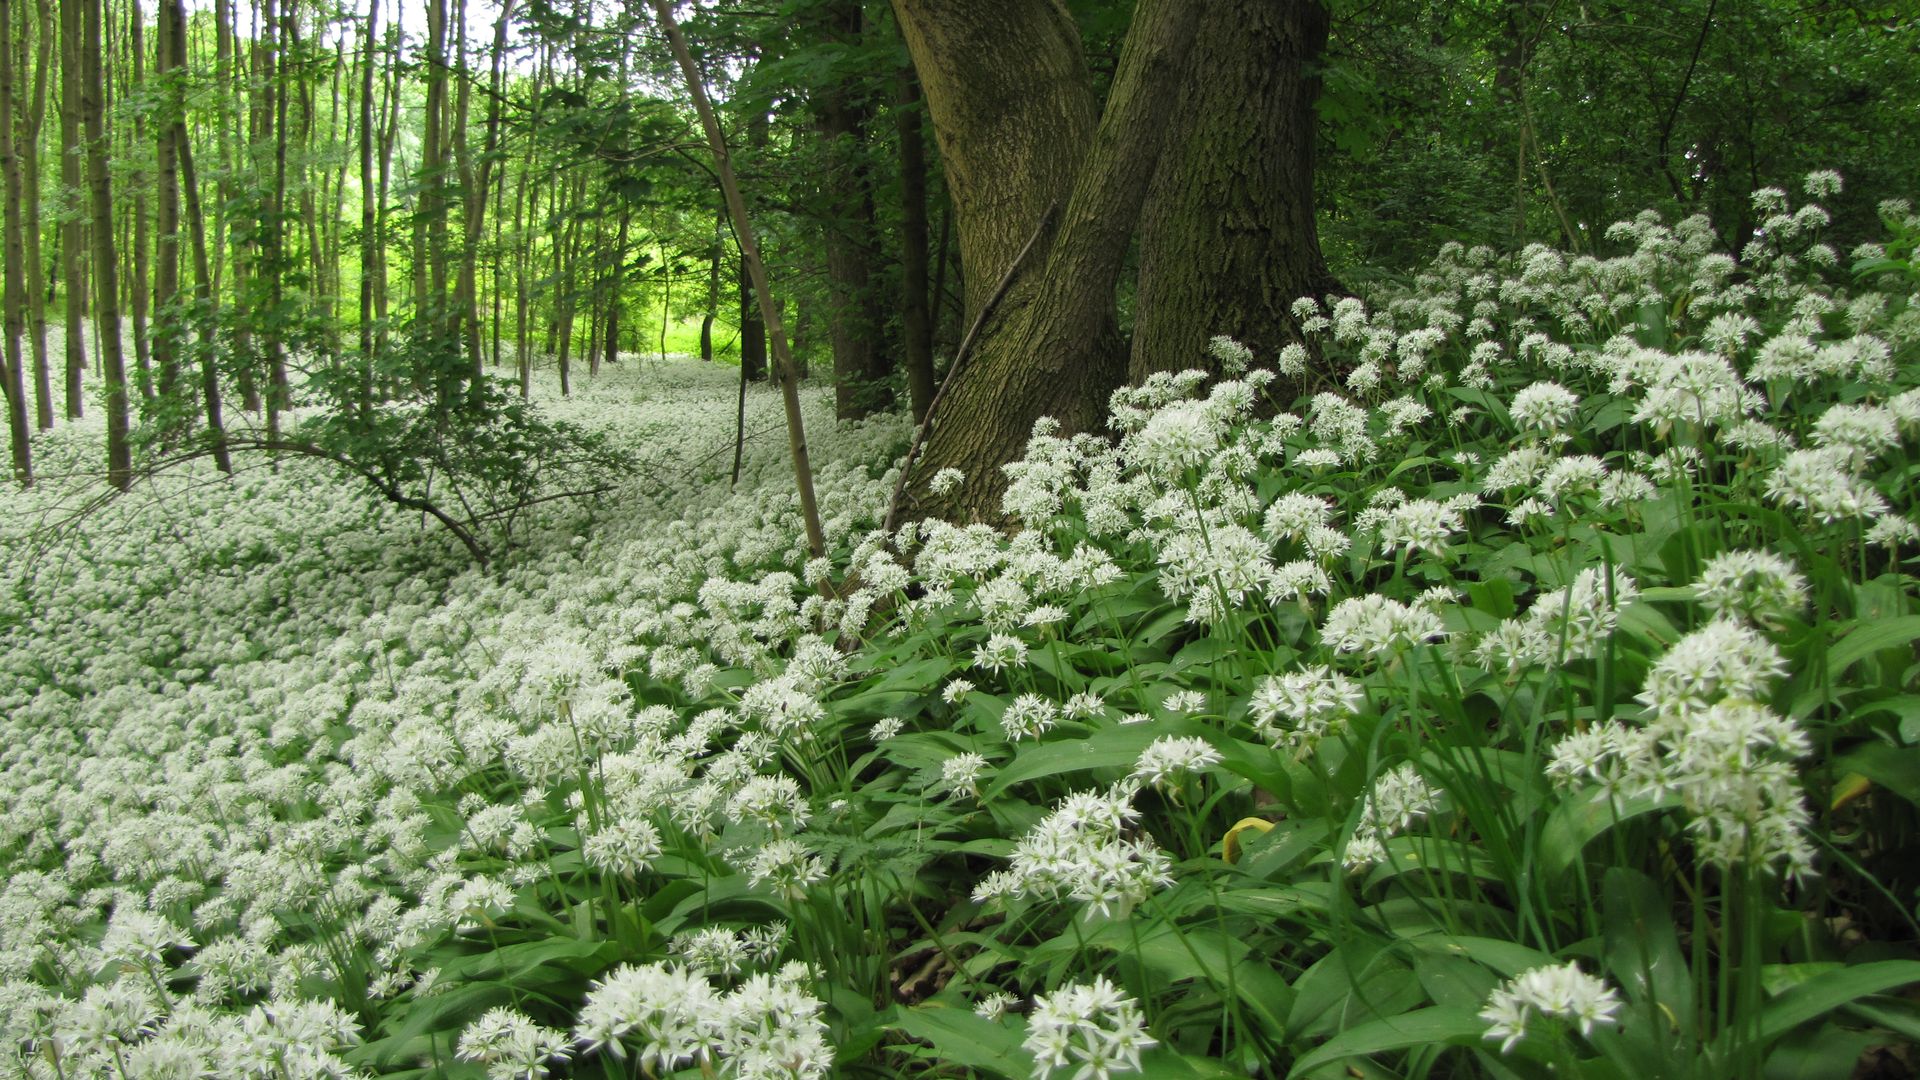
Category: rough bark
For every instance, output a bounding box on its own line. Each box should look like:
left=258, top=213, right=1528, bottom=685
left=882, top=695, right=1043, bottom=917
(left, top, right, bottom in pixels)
left=81, top=0, right=129, bottom=489
left=890, top=0, right=1201, bottom=524
left=1129, top=0, right=1339, bottom=383
left=896, top=66, right=935, bottom=423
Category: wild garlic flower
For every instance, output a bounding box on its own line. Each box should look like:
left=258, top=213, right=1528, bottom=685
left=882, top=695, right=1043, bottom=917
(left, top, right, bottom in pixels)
left=928, top=468, right=965, bottom=497
left=974, top=990, right=1022, bottom=1021
left=675, top=927, right=751, bottom=978
left=745, top=840, right=827, bottom=900
left=574, top=963, right=719, bottom=1071
left=1001, top=695, right=1060, bottom=741
left=1479, top=963, right=1622, bottom=1053
left=972, top=634, right=1029, bottom=674
left=943, top=678, right=976, bottom=704
left=1375, top=498, right=1466, bottom=559
left=1695, top=549, right=1807, bottom=626
left=870, top=717, right=904, bottom=742
left=1509, top=381, right=1579, bottom=431
left=1248, top=666, right=1363, bottom=750
left=1263, top=492, right=1336, bottom=544
left=457, top=1006, right=572, bottom=1080
left=1130, top=736, right=1221, bottom=791
left=992, top=785, right=1171, bottom=918
left=1319, top=595, right=1446, bottom=657
left=1206, top=335, right=1255, bottom=376
left=718, top=970, right=833, bottom=1080
left=941, top=753, right=991, bottom=800
left=1344, top=764, right=1439, bottom=870
left=1024, top=976, right=1157, bottom=1080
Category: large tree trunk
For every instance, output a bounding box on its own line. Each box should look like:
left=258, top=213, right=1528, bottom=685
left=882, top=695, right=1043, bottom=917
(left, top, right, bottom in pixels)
left=1129, top=0, right=1338, bottom=383
left=81, top=0, right=130, bottom=489
left=896, top=66, right=935, bottom=423
left=890, top=0, right=1200, bottom=524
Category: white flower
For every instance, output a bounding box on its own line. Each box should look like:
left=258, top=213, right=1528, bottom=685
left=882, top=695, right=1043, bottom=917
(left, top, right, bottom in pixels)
left=1024, top=976, right=1156, bottom=1080
left=1508, top=381, right=1578, bottom=431
left=928, top=468, right=965, bottom=496
left=942, top=752, right=991, bottom=799
left=1131, top=736, right=1221, bottom=790
left=1248, top=666, right=1363, bottom=749
left=459, top=1007, right=571, bottom=1080
left=1480, top=962, right=1623, bottom=1052
left=1696, top=549, right=1806, bottom=626
left=972, top=634, right=1030, bottom=673
left=1001, top=695, right=1060, bottom=741
left=1319, top=595, right=1446, bottom=656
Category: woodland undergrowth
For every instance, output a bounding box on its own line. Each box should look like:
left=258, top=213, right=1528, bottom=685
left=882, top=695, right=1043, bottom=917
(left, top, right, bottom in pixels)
left=3, top=174, right=1920, bottom=1079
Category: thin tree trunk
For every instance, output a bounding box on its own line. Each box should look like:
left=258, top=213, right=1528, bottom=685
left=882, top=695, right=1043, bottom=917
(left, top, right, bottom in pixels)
left=649, top=0, right=827, bottom=561
left=82, top=0, right=130, bottom=489
left=358, top=0, right=378, bottom=411
left=816, top=0, right=885, bottom=420
left=166, top=0, right=227, bottom=471
left=128, top=0, right=154, bottom=399
left=1, top=0, right=32, bottom=484
left=58, top=0, right=86, bottom=418
left=20, top=0, right=51, bottom=429
left=152, top=0, right=180, bottom=405
left=896, top=66, right=934, bottom=423
left=701, top=205, right=720, bottom=362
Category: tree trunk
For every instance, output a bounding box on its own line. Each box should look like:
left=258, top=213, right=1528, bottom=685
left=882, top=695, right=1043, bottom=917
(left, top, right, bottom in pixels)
left=1, top=0, right=32, bottom=484
left=58, top=0, right=86, bottom=419
left=128, top=0, right=154, bottom=399
left=1129, top=0, right=1338, bottom=383
left=166, top=0, right=227, bottom=472
left=890, top=0, right=1201, bottom=524
left=22, top=0, right=51, bottom=430
left=81, top=0, right=130, bottom=489
left=153, top=0, right=180, bottom=406
left=816, top=0, right=887, bottom=420
left=736, top=110, right=768, bottom=381
left=701, top=205, right=720, bottom=362
left=896, top=66, right=935, bottom=423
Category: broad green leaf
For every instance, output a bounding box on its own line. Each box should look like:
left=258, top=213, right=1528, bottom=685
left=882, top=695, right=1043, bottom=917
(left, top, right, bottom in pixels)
left=1603, top=868, right=1693, bottom=1034
left=1758, top=961, right=1920, bottom=1043
left=1286, top=1006, right=1486, bottom=1078
left=1539, top=787, right=1680, bottom=882
left=1827, top=616, right=1920, bottom=682
left=890, top=1003, right=1031, bottom=1077
left=1831, top=741, right=1920, bottom=808
left=981, top=719, right=1200, bottom=799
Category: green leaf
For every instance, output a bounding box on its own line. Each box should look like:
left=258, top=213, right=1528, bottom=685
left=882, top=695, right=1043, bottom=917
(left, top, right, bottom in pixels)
left=1827, top=616, right=1920, bottom=682
left=1603, top=868, right=1693, bottom=1034
left=1759, top=961, right=1920, bottom=1043
left=1539, top=787, right=1680, bottom=882
left=1286, top=1006, right=1486, bottom=1078
left=1831, top=741, right=1920, bottom=807
left=890, top=1003, right=1031, bottom=1077
left=981, top=719, right=1200, bottom=800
